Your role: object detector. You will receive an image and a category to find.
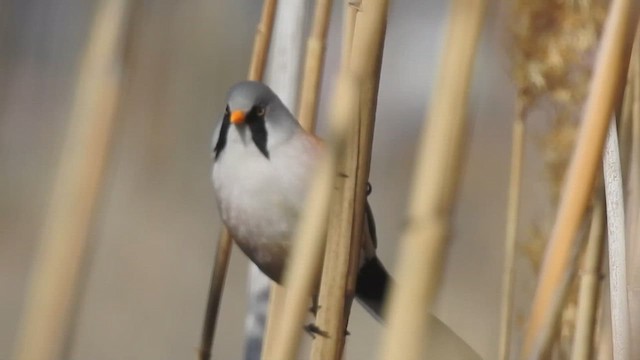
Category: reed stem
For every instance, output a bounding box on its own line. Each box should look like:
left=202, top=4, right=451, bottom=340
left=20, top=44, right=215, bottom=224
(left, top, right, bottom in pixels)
left=271, top=74, right=359, bottom=360
left=602, top=119, right=630, bottom=360
left=498, top=102, right=526, bottom=360
left=13, top=1, right=129, bottom=359
left=248, top=0, right=279, bottom=81
left=378, top=1, right=487, bottom=359
left=571, top=199, right=605, bottom=360
left=309, top=0, right=388, bottom=358
left=297, top=0, right=334, bottom=129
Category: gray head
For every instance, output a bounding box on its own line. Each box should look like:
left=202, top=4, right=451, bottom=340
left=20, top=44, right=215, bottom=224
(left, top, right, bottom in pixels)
left=212, top=81, right=300, bottom=160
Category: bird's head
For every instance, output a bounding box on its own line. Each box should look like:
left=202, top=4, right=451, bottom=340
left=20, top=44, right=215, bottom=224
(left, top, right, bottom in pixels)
left=213, top=81, right=300, bottom=160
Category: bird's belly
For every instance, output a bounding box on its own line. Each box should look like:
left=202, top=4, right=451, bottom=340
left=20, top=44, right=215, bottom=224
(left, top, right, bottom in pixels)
left=213, top=167, right=301, bottom=281
left=222, top=196, right=297, bottom=282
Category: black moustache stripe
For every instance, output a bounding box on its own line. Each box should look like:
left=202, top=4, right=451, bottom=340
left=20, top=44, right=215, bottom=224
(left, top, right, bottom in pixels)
left=213, top=108, right=230, bottom=160
left=247, top=110, right=269, bottom=159
left=213, top=105, right=269, bottom=160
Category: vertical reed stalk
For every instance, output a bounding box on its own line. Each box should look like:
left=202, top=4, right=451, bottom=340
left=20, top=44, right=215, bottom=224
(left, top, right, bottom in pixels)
left=571, top=199, right=605, bottom=360
left=378, top=1, right=487, bottom=359
left=199, top=229, right=233, bottom=360
left=340, top=1, right=360, bottom=72
left=297, top=0, right=334, bottom=129
left=199, top=2, right=278, bottom=359
left=258, top=0, right=310, bottom=358
left=626, top=24, right=640, bottom=360
left=248, top=0, right=279, bottom=81
left=498, top=102, right=526, bottom=360
left=602, top=119, right=630, bottom=360
left=260, top=283, right=286, bottom=359
left=520, top=0, right=639, bottom=357
left=310, top=0, right=388, bottom=358
left=596, top=267, right=613, bottom=360
left=271, top=74, right=359, bottom=360
left=12, top=1, right=129, bottom=359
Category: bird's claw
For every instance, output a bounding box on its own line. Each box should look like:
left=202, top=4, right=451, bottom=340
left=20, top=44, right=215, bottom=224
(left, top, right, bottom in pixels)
left=308, top=304, right=321, bottom=316
left=304, top=323, right=329, bottom=339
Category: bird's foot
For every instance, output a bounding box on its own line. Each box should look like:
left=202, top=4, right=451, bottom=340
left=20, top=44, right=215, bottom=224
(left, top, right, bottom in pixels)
left=308, top=304, right=321, bottom=316
left=304, top=323, right=329, bottom=339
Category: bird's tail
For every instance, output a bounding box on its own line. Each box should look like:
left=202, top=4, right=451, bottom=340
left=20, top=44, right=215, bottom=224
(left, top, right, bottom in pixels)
left=355, top=256, right=482, bottom=359
left=355, top=256, right=389, bottom=321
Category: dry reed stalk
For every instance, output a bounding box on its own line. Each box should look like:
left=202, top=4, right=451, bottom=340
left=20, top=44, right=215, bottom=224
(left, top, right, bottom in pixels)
left=260, top=283, right=286, bottom=358
left=199, top=2, right=278, bottom=359
left=602, top=119, right=630, bottom=359
left=271, top=74, right=359, bottom=360
left=571, top=198, right=605, bottom=360
left=498, top=103, right=526, bottom=360
left=378, top=1, right=487, bottom=359
left=626, top=25, right=640, bottom=360
left=340, top=1, right=360, bottom=72
left=12, top=1, right=129, bottom=359
left=309, top=1, right=388, bottom=358
left=248, top=0, right=278, bottom=81
left=198, top=229, right=233, bottom=360
left=297, top=0, right=334, bottom=129
left=618, top=35, right=636, bottom=176
left=596, top=266, right=613, bottom=360
left=260, top=0, right=312, bottom=357
left=520, top=0, right=639, bottom=357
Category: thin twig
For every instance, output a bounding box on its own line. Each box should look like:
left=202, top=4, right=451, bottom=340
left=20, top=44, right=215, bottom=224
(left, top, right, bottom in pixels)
left=520, top=0, right=639, bottom=357
left=199, top=2, right=278, bottom=359
left=12, top=1, right=129, bottom=359
left=571, top=198, right=605, bottom=360
left=498, top=102, right=526, bottom=360
left=378, top=1, right=487, bottom=359
left=603, top=119, right=630, bottom=360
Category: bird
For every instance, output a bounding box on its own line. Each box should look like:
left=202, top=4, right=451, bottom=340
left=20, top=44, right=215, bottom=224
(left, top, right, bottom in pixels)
left=210, top=81, right=482, bottom=358
left=210, top=80, right=388, bottom=321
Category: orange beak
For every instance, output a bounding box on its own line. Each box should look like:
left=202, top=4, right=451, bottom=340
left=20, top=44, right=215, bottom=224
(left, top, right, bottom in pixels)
left=230, top=110, right=246, bottom=124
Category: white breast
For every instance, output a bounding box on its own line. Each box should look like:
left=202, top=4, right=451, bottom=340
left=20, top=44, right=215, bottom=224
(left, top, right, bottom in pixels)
left=211, top=126, right=321, bottom=269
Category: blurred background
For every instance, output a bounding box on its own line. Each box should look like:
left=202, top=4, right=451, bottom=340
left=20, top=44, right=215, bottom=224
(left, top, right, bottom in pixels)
left=0, top=0, right=557, bottom=359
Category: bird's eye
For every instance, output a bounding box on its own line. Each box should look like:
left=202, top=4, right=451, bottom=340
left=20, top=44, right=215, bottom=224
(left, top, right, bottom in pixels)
left=255, top=106, right=265, bottom=117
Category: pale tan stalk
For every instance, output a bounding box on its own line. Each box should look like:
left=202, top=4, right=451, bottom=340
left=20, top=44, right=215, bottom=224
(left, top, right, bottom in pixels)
left=571, top=199, right=605, bottom=360
left=297, top=0, right=334, bottom=129
left=378, top=1, right=487, bottom=359
left=200, top=1, right=277, bottom=358
left=596, top=258, right=613, bottom=360
left=260, top=284, right=286, bottom=359
left=340, top=1, right=360, bottom=72
left=308, top=0, right=388, bottom=358
left=626, top=24, right=640, bottom=360
left=520, top=0, right=639, bottom=357
left=498, top=103, right=526, bottom=360
left=271, top=74, right=359, bottom=360
left=13, top=1, right=129, bottom=359
left=248, top=0, right=278, bottom=81
left=198, top=229, right=233, bottom=360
